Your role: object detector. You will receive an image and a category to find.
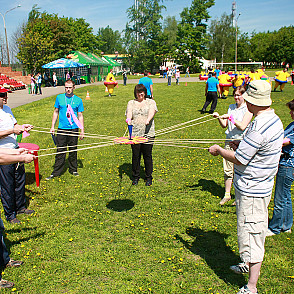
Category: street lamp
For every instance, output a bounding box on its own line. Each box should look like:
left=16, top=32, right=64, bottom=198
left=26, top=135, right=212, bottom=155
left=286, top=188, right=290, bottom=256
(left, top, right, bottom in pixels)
left=0, top=5, right=21, bottom=67
left=235, top=13, right=241, bottom=72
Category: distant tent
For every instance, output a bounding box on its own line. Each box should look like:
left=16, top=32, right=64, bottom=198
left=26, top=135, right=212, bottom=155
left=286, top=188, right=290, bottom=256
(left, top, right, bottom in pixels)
left=42, top=58, right=85, bottom=69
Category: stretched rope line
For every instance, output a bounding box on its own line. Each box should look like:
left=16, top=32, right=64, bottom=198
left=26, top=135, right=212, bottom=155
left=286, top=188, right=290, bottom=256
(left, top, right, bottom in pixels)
left=153, top=143, right=209, bottom=149
left=155, top=114, right=212, bottom=134
left=37, top=142, right=115, bottom=158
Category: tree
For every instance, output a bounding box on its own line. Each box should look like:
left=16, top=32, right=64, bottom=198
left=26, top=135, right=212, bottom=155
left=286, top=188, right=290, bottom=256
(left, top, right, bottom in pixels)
left=96, top=26, right=124, bottom=54
left=206, top=13, right=235, bottom=63
left=125, top=0, right=165, bottom=72
left=161, top=16, right=178, bottom=59
left=176, top=0, right=215, bottom=72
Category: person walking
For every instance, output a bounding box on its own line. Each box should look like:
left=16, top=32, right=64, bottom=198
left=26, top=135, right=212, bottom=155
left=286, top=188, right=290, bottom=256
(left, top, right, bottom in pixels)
left=208, top=80, right=284, bottom=294
left=139, top=71, right=153, bottom=99
left=123, top=69, right=127, bottom=86
left=46, top=80, right=84, bottom=180
left=167, top=68, right=173, bottom=86
left=185, top=67, right=190, bottom=78
left=37, top=73, right=42, bottom=95
left=201, top=72, right=221, bottom=114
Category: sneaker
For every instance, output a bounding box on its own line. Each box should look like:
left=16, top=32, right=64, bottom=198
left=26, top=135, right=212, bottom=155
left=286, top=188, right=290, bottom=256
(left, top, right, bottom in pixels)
left=219, top=196, right=231, bottom=205
left=230, top=262, right=249, bottom=274
left=45, top=174, right=54, bottom=180
left=71, top=172, right=79, bottom=177
left=237, top=285, right=258, bottom=294
left=0, top=279, right=14, bottom=289
left=9, top=218, right=21, bottom=224
left=6, top=259, right=23, bottom=268
left=146, top=179, right=152, bottom=186
left=17, top=208, right=35, bottom=215
left=132, top=179, right=139, bottom=186
left=266, top=228, right=277, bottom=237
left=284, top=229, right=292, bottom=234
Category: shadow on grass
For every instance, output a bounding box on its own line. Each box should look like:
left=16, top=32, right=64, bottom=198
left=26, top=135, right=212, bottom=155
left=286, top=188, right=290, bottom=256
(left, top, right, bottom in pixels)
left=176, top=227, right=246, bottom=287
left=118, top=163, right=145, bottom=181
left=106, top=199, right=135, bottom=212
left=188, top=179, right=223, bottom=198
left=25, top=172, right=41, bottom=186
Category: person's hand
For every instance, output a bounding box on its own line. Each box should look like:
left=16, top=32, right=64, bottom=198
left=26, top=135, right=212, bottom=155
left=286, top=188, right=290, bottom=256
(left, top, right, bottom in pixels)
left=79, top=130, right=84, bottom=140
left=23, top=154, right=35, bottom=163
left=22, top=124, right=33, bottom=132
left=208, top=144, right=220, bottom=156
left=145, top=120, right=150, bottom=125
left=18, top=148, right=28, bottom=155
left=229, top=140, right=240, bottom=151
left=50, top=127, right=55, bottom=135
left=212, top=112, right=219, bottom=118
left=13, top=125, right=24, bottom=135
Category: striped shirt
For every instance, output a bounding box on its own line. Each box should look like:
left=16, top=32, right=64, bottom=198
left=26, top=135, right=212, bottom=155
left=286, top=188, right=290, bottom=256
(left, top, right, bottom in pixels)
left=234, top=109, right=283, bottom=197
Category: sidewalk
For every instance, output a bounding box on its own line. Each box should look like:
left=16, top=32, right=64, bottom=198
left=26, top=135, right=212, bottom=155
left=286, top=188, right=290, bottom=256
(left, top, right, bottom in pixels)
left=7, top=77, right=200, bottom=109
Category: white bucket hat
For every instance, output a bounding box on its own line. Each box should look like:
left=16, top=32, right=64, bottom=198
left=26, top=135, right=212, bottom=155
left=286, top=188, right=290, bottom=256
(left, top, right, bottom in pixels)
left=243, top=80, right=272, bottom=106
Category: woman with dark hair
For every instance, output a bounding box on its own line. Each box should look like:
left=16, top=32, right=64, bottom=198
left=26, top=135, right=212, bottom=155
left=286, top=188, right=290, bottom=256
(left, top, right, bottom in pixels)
left=267, top=99, right=294, bottom=236
left=126, top=84, right=158, bottom=186
left=213, top=86, right=253, bottom=205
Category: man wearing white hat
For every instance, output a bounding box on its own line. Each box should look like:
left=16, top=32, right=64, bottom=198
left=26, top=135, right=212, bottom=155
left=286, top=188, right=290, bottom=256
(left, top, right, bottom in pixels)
left=208, top=80, right=284, bottom=294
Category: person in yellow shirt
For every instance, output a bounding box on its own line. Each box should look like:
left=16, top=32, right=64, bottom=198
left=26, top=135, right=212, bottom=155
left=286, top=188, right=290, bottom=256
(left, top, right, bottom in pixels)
left=274, top=68, right=290, bottom=91
left=106, top=68, right=116, bottom=83
left=247, top=68, right=261, bottom=84
left=218, top=71, right=232, bottom=99
left=232, top=74, right=245, bottom=88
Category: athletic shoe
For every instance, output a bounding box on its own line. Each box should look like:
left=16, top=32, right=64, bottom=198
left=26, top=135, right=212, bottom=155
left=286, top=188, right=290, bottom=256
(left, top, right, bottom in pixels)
left=266, top=228, right=277, bottom=237
left=230, top=262, right=249, bottom=274
left=132, top=179, right=139, bottom=186
left=219, top=196, right=231, bottom=205
left=0, top=279, right=14, bottom=288
left=284, top=229, right=292, bottom=233
left=71, top=172, right=79, bottom=177
left=6, top=259, right=23, bottom=268
left=9, top=218, right=21, bottom=224
left=45, top=174, right=55, bottom=180
left=237, top=285, right=258, bottom=294
left=145, top=179, right=152, bottom=186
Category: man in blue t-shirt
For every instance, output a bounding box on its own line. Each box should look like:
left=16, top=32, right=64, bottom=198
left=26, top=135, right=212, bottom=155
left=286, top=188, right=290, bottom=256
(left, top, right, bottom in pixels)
left=138, top=71, right=153, bottom=99
left=201, top=72, right=220, bottom=114
left=46, top=80, right=84, bottom=179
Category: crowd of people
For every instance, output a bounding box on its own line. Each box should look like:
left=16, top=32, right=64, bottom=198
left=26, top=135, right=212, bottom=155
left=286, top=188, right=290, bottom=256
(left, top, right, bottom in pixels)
left=0, top=66, right=292, bottom=292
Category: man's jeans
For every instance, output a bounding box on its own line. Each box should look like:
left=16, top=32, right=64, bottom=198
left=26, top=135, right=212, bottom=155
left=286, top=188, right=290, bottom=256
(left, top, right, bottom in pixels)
left=168, top=76, right=171, bottom=86
left=269, top=165, right=294, bottom=234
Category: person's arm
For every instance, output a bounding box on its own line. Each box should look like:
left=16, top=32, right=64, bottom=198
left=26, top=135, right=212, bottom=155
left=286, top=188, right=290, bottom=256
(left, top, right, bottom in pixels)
left=126, top=101, right=133, bottom=124
left=234, top=111, right=253, bottom=131
left=208, top=144, right=242, bottom=165
left=0, top=123, right=25, bottom=139
left=145, top=102, right=158, bottom=125
left=217, top=84, right=221, bottom=96
left=0, top=148, right=35, bottom=164
left=205, top=83, right=208, bottom=96
left=78, top=112, right=84, bottom=140
left=150, top=84, right=153, bottom=99
left=50, top=108, right=59, bottom=134
left=213, top=112, right=228, bottom=128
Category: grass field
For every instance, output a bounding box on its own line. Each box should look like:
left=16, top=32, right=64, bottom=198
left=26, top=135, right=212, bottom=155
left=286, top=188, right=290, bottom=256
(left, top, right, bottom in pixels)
left=3, top=81, right=293, bottom=293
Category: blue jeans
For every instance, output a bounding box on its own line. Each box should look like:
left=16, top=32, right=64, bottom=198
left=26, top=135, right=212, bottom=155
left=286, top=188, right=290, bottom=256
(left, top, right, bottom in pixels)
left=168, top=76, right=171, bottom=86
left=268, top=165, right=294, bottom=234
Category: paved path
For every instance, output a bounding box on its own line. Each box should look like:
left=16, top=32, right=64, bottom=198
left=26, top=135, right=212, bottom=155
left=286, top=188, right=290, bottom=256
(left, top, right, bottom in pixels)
left=7, top=77, right=200, bottom=109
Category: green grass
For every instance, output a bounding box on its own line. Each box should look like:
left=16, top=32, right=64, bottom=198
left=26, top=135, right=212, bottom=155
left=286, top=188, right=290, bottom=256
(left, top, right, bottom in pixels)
left=3, top=81, right=293, bottom=293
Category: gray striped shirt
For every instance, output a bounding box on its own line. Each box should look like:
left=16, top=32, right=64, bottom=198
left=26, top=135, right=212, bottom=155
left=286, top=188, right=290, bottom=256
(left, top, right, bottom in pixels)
left=234, top=109, right=284, bottom=197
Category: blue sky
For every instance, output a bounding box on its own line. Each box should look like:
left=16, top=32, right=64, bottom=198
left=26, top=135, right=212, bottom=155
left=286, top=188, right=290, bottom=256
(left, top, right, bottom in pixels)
left=1, top=0, right=293, bottom=41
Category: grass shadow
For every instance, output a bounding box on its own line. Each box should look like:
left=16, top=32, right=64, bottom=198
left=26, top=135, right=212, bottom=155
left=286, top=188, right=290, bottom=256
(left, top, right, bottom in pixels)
left=106, top=199, right=135, bottom=212
left=176, top=227, right=246, bottom=287
left=189, top=179, right=223, bottom=198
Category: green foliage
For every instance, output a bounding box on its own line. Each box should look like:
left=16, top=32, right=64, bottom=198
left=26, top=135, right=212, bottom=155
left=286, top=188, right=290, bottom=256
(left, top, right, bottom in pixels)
left=176, top=0, right=215, bottom=72
left=125, top=0, right=166, bottom=72
left=161, top=16, right=178, bottom=59
left=96, top=26, right=125, bottom=54
left=17, top=6, right=99, bottom=73
left=206, top=13, right=235, bottom=63
left=7, top=81, right=294, bottom=293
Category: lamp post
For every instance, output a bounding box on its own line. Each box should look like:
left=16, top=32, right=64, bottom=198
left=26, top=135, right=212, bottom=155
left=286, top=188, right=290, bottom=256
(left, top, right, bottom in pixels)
left=235, top=13, right=241, bottom=72
left=0, top=5, right=21, bottom=67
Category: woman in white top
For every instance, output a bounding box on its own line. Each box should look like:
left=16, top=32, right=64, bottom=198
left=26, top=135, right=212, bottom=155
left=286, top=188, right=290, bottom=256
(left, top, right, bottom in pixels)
left=213, top=86, right=253, bottom=205
left=126, top=84, right=158, bottom=186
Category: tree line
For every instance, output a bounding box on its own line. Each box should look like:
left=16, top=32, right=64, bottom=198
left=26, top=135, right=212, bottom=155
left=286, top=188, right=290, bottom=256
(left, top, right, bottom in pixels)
left=5, top=0, right=293, bottom=73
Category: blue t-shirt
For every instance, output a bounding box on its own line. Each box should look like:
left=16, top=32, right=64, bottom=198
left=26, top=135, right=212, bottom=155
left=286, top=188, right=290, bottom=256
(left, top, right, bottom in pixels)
left=280, top=121, right=294, bottom=167
left=215, top=69, right=221, bottom=77
left=206, top=77, right=219, bottom=92
left=54, top=93, right=84, bottom=129
left=138, top=76, right=153, bottom=96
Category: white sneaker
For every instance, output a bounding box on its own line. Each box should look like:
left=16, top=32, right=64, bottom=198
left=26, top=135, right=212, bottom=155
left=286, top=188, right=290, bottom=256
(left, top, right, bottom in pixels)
left=230, top=262, right=249, bottom=274
left=266, top=228, right=277, bottom=237
left=284, top=229, right=292, bottom=234
left=237, top=285, right=258, bottom=294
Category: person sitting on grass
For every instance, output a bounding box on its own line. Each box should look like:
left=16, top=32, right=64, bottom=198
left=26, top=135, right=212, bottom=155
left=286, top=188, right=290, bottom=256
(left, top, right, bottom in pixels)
left=213, top=86, right=253, bottom=205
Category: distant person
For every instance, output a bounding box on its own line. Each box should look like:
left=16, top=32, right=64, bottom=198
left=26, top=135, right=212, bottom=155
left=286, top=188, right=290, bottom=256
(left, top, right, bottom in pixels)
left=218, top=70, right=232, bottom=99
left=214, top=66, right=221, bottom=78
left=185, top=67, right=190, bottom=78
left=175, top=69, right=180, bottom=85
left=53, top=72, right=57, bottom=87
left=122, top=69, right=127, bottom=86
left=37, top=72, right=42, bottom=95
left=30, top=74, right=36, bottom=95
left=66, top=71, right=71, bottom=80
left=167, top=68, right=173, bottom=86
left=46, top=80, right=84, bottom=180
left=139, top=71, right=153, bottom=99
left=274, top=68, right=290, bottom=92
left=76, top=69, right=81, bottom=85
left=43, top=71, right=50, bottom=87
left=201, top=72, right=221, bottom=114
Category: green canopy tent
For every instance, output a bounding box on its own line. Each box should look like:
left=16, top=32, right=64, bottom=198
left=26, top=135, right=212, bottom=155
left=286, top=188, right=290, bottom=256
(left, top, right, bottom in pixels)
left=87, top=53, right=111, bottom=81
left=102, top=56, right=121, bottom=74
left=67, top=51, right=102, bottom=83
